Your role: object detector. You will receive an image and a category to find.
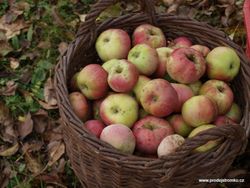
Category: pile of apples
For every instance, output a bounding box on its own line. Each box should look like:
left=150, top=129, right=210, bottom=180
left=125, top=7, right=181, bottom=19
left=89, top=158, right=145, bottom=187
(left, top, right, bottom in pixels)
left=69, top=24, right=242, bottom=158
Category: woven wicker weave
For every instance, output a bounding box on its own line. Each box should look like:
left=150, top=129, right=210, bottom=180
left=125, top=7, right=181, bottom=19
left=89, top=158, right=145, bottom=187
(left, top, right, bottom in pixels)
left=54, top=0, right=250, bottom=187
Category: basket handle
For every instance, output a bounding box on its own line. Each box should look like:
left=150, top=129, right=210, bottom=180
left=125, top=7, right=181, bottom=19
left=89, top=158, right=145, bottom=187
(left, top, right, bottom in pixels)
left=76, top=0, right=156, bottom=37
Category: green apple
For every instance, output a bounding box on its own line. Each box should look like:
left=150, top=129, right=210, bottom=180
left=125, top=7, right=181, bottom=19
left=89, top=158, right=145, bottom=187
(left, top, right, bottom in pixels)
left=225, top=102, right=242, bottom=123
left=99, top=93, right=138, bottom=128
left=187, top=80, right=202, bottom=95
left=206, top=46, right=240, bottom=81
left=132, top=75, right=151, bottom=102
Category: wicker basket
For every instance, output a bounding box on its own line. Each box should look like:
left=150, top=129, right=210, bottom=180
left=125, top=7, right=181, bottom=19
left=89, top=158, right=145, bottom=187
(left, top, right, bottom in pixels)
left=54, top=0, right=250, bottom=187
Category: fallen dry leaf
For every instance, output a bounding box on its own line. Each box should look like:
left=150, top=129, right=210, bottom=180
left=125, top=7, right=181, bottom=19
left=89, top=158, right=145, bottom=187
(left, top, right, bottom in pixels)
left=0, top=31, right=13, bottom=56
left=58, top=42, right=68, bottom=56
left=22, top=140, right=44, bottom=154
left=9, top=58, right=20, bottom=69
left=47, top=141, right=65, bottom=166
left=43, top=77, right=58, bottom=109
left=33, top=111, right=49, bottom=134
left=17, top=113, right=33, bottom=139
left=0, top=15, right=29, bottom=39
left=0, top=142, right=19, bottom=157
left=0, top=80, right=18, bottom=96
left=25, top=151, right=43, bottom=175
left=51, top=6, right=65, bottom=27
left=0, top=161, right=12, bottom=188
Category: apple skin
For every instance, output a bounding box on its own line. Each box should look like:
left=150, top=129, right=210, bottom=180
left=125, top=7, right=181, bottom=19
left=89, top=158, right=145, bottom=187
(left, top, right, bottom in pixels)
left=225, top=102, right=242, bottom=123
left=95, top=29, right=131, bottom=62
left=100, top=93, right=138, bottom=128
left=102, top=59, right=120, bottom=73
left=140, top=79, right=179, bottom=117
left=132, top=116, right=174, bottom=154
left=206, top=46, right=240, bottom=82
left=93, top=98, right=104, bottom=121
left=69, top=72, right=80, bottom=92
left=187, top=80, right=202, bottom=95
left=128, top=44, right=159, bottom=76
left=108, top=59, right=139, bottom=92
left=84, top=120, right=105, bottom=138
left=188, top=124, right=219, bottom=152
left=132, top=24, right=166, bottom=48
left=171, top=83, right=194, bottom=112
left=77, top=64, right=108, bottom=100
left=155, top=47, right=174, bottom=78
left=170, top=36, right=192, bottom=48
left=199, top=80, right=234, bottom=115
left=157, top=134, right=185, bottom=157
left=138, top=108, right=149, bottom=119
left=168, top=114, right=193, bottom=137
left=100, top=124, right=136, bottom=154
left=182, top=95, right=218, bottom=127
left=213, top=116, right=237, bottom=127
left=191, top=45, right=210, bottom=57
left=69, top=92, right=89, bottom=121
left=132, top=75, right=151, bottom=102
left=167, top=47, right=206, bottom=84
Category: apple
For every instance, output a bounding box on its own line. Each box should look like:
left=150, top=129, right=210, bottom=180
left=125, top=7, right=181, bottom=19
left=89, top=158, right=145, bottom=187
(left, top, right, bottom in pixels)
left=188, top=124, right=219, bottom=152
left=102, top=59, right=120, bottom=73
left=128, top=44, right=159, bottom=76
left=171, top=83, right=194, bottom=112
left=206, top=46, right=240, bottom=81
left=84, top=120, right=105, bottom=138
left=132, top=75, right=151, bottom=102
left=170, top=36, right=192, bottom=48
left=100, top=124, right=136, bottom=154
left=155, top=47, right=174, bottom=78
left=157, top=134, right=185, bottom=157
left=168, top=114, right=193, bottom=137
left=132, top=116, right=174, bottom=154
left=167, top=47, right=206, bottom=84
left=77, top=64, right=108, bottom=100
left=199, top=80, right=234, bottom=115
left=213, top=116, right=237, bottom=127
left=140, top=79, right=179, bottom=117
left=138, top=108, right=149, bottom=119
left=187, top=80, right=202, bottom=95
left=108, top=59, right=139, bottom=92
left=225, top=102, right=242, bottom=123
left=182, top=95, right=218, bottom=127
left=95, top=29, right=131, bottom=62
left=100, top=93, right=138, bottom=128
left=93, top=98, right=104, bottom=120
left=132, top=24, right=166, bottom=48
left=69, top=92, right=89, bottom=121
left=69, top=72, right=79, bottom=91
left=191, top=45, right=210, bottom=57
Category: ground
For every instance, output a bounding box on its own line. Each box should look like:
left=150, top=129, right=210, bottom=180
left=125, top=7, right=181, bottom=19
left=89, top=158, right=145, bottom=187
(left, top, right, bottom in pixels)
left=0, top=0, right=249, bottom=187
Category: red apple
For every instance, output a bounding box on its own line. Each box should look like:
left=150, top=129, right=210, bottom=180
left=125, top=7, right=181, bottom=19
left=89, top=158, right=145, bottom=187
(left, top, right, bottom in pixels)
left=108, top=59, right=139, bottom=92
left=168, top=114, right=193, bottom=137
left=182, top=95, right=218, bottom=127
left=69, top=72, right=79, bottom=92
left=95, top=29, right=131, bottom=62
left=225, top=102, right=242, bottom=123
left=171, top=83, right=194, bottom=112
left=191, top=45, right=210, bottom=57
left=157, top=134, right=185, bottom=157
left=170, top=36, right=192, bottom=48
left=84, top=120, right=105, bottom=138
left=167, top=47, right=206, bottom=84
left=199, top=80, right=234, bottom=115
left=69, top=92, right=89, bottom=121
left=132, top=116, right=174, bottom=154
left=77, top=64, right=108, bottom=100
left=128, top=44, right=159, bottom=76
left=140, top=79, right=179, bottom=117
left=100, top=124, right=136, bottom=154
left=132, top=24, right=166, bottom=48
left=213, top=116, right=237, bottom=127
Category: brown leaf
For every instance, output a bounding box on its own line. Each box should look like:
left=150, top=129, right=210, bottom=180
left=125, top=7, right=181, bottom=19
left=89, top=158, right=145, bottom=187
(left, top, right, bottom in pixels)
left=1, top=125, right=17, bottom=143
left=0, top=142, right=19, bottom=157
left=0, top=161, right=12, bottom=188
left=0, top=80, right=18, bottom=96
left=37, top=41, right=51, bottom=49
left=9, top=58, right=20, bottom=69
left=0, top=31, right=13, bottom=56
left=25, top=152, right=43, bottom=175
left=43, top=77, right=58, bottom=109
left=0, top=16, right=28, bottom=39
left=47, top=141, right=65, bottom=166
left=17, top=113, right=33, bottom=139
left=33, top=111, right=49, bottom=134
left=22, top=140, right=44, bottom=153
left=51, top=6, right=65, bottom=27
